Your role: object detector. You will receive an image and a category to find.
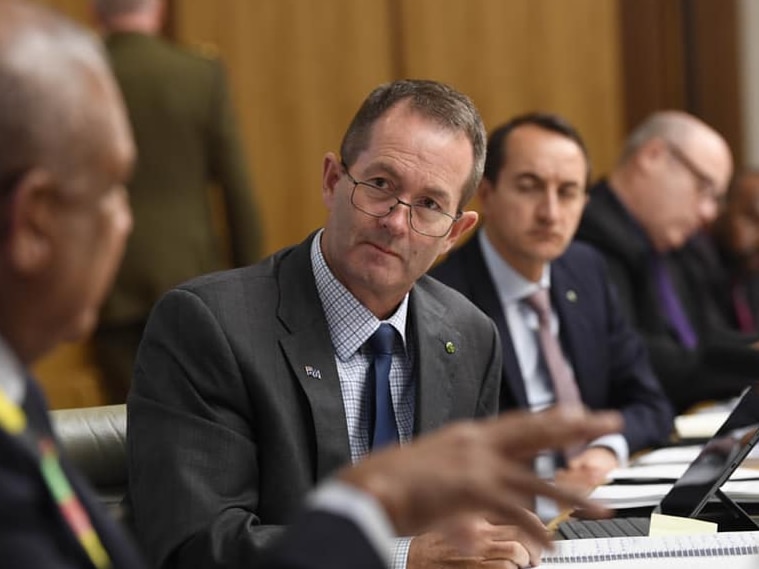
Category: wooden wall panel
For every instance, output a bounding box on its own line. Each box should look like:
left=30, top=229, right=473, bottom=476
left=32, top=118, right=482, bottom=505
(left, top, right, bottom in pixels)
left=397, top=0, right=625, bottom=180
left=175, top=0, right=396, bottom=254
left=618, top=0, right=741, bottom=162
left=619, top=0, right=687, bottom=129
left=685, top=0, right=742, bottom=166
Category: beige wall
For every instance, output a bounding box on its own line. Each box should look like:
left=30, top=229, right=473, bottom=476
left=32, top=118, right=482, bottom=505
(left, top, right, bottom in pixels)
left=176, top=0, right=624, bottom=254
left=34, top=0, right=624, bottom=407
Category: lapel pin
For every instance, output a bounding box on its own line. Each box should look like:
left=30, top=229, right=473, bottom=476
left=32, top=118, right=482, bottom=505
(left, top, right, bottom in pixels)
left=566, top=290, right=578, bottom=303
left=445, top=341, right=456, bottom=354
left=304, top=366, right=322, bottom=380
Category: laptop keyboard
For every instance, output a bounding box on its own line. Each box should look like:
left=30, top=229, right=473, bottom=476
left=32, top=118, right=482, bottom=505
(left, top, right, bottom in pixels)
left=557, top=517, right=650, bottom=539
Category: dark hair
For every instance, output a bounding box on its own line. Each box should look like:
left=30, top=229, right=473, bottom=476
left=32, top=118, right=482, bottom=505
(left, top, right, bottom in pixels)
left=340, top=79, right=486, bottom=209
left=483, top=112, right=591, bottom=190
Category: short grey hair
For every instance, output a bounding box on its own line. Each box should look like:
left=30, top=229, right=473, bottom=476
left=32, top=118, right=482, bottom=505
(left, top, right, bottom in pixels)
left=340, top=79, right=486, bottom=209
left=0, top=1, right=117, bottom=193
left=619, top=110, right=695, bottom=163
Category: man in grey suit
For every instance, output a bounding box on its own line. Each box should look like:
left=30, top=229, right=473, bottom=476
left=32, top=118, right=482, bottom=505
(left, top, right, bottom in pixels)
left=128, top=80, right=538, bottom=569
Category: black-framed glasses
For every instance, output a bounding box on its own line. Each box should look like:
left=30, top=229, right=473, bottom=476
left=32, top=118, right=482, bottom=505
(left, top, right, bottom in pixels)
left=342, top=162, right=461, bottom=238
left=666, top=143, right=719, bottom=202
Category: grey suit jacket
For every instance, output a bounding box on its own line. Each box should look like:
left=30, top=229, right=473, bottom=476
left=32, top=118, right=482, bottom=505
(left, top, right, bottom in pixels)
left=127, top=233, right=501, bottom=569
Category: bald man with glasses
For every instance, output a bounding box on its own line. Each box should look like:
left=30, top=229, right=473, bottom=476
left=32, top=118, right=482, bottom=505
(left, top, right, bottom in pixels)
left=576, top=110, right=759, bottom=413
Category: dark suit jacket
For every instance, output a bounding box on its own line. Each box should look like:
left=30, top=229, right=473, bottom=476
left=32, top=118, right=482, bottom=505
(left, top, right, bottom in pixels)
left=127, top=233, right=502, bottom=569
left=100, top=32, right=261, bottom=326
left=0, top=379, right=145, bottom=569
left=708, top=235, right=759, bottom=334
left=576, top=181, right=759, bottom=412
left=430, top=233, right=673, bottom=454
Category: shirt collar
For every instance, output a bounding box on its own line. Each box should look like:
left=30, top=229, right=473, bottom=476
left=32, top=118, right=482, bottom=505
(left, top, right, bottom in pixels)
left=310, top=230, right=409, bottom=361
left=0, top=334, right=26, bottom=405
left=478, top=229, right=551, bottom=303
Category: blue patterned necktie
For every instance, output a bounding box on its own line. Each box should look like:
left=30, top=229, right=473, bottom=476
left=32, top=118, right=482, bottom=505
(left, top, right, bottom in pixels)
left=369, top=323, right=398, bottom=449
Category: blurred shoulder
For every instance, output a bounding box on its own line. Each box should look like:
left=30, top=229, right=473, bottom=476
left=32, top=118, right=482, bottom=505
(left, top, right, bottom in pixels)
left=106, top=32, right=223, bottom=75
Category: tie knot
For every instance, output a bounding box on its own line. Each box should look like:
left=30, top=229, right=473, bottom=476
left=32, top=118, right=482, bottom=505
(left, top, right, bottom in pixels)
left=525, top=289, right=551, bottom=323
left=369, top=323, right=395, bottom=356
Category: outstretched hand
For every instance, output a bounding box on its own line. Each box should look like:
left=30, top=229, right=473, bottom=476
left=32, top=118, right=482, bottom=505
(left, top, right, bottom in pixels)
left=337, top=405, right=622, bottom=547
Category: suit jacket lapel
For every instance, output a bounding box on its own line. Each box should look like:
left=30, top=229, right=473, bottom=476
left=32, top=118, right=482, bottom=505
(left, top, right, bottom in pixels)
left=409, top=288, right=454, bottom=433
left=550, top=259, right=593, bottom=399
left=459, top=237, right=528, bottom=407
left=20, top=379, right=145, bottom=569
left=277, top=237, right=352, bottom=479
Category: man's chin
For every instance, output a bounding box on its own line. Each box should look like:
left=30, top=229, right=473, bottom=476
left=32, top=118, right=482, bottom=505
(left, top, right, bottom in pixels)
left=62, top=311, right=98, bottom=344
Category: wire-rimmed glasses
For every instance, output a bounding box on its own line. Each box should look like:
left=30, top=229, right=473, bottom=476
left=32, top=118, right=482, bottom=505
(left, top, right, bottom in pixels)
left=342, top=162, right=461, bottom=238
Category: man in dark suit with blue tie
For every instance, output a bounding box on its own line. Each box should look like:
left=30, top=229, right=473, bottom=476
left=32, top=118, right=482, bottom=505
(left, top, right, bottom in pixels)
left=431, top=113, right=673, bottom=491
left=128, top=80, right=563, bottom=569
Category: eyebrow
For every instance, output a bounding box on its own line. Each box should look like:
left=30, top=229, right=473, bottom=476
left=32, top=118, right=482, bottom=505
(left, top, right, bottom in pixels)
left=363, top=161, right=455, bottom=208
left=513, top=171, right=581, bottom=188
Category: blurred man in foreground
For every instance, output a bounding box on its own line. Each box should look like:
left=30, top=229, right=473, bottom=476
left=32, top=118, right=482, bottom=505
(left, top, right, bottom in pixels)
left=0, top=1, right=139, bottom=566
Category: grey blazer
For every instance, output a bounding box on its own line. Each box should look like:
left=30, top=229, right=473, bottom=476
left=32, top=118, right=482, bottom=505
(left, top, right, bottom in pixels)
left=127, top=233, right=501, bottom=569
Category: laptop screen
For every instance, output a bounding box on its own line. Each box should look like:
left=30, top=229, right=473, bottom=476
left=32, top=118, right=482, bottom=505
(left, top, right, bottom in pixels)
left=657, top=383, right=759, bottom=518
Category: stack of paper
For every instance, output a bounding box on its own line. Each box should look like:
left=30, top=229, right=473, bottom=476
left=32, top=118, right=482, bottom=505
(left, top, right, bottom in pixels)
left=587, top=458, right=759, bottom=509
left=542, top=531, right=759, bottom=568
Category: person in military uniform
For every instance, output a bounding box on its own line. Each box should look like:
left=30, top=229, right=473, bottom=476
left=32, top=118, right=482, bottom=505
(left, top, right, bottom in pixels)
left=93, top=0, right=263, bottom=403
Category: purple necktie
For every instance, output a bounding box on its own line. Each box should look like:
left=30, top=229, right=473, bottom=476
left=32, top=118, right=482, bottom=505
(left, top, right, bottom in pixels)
left=525, top=290, right=583, bottom=408
left=525, top=290, right=584, bottom=461
left=732, top=280, right=757, bottom=334
left=650, top=255, right=698, bottom=349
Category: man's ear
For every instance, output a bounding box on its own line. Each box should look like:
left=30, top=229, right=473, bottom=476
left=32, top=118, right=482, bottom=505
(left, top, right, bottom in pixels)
left=322, top=152, right=343, bottom=208
left=477, top=177, right=497, bottom=211
left=477, top=177, right=494, bottom=199
left=637, top=137, right=667, bottom=171
left=5, top=168, right=56, bottom=275
left=441, top=210, right=478, bottom=255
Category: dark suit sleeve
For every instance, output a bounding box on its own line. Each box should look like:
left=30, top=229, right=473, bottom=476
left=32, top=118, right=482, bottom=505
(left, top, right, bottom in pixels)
left=0, top=380, right=146, bottom=569
left=128, top=288, right=282, bottom=569
left=604, top=251, right=758, bottom=413
left=207, top=60, right=262, bottom=267
left=260, top=510, right=385, bottom=569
